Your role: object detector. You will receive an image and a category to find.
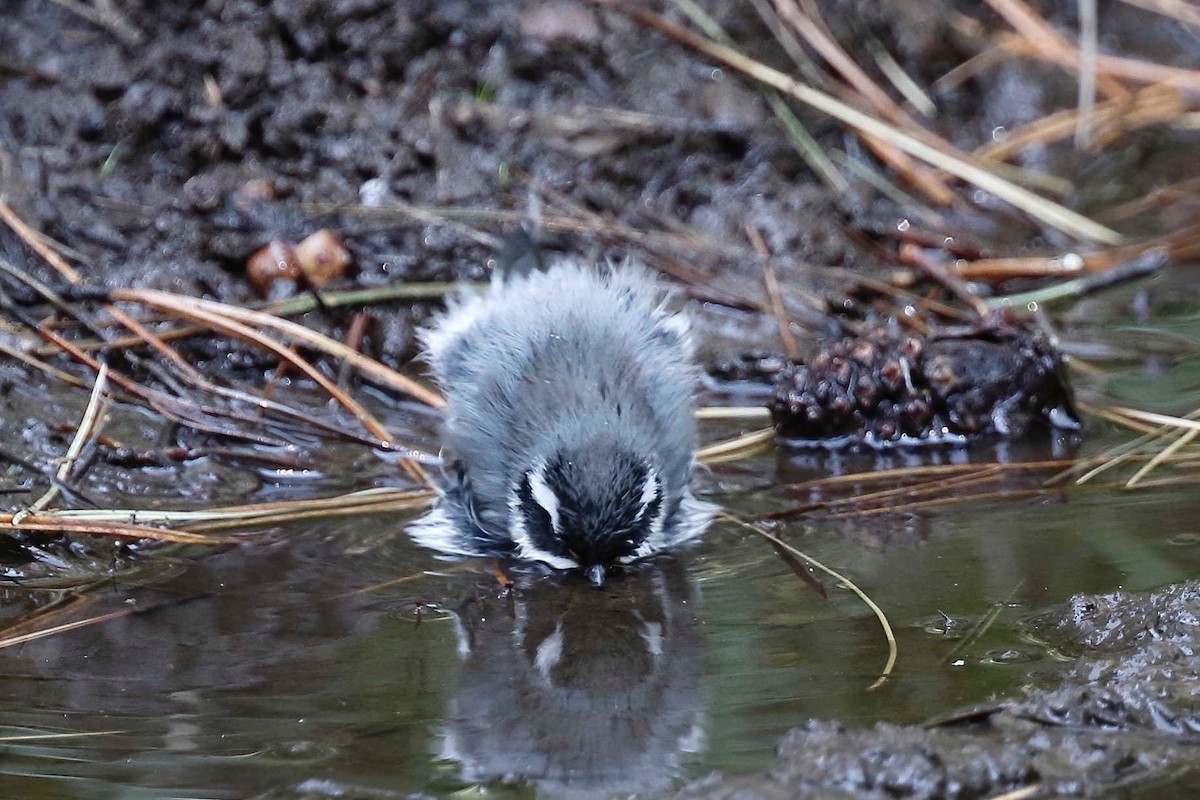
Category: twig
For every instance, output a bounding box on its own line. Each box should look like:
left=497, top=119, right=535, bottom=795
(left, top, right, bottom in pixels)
left=976, top=85, right=1186, bottom=163
left=113, top=288, right=445, bottom=409
left=898, top=242, right=990, bottom=317
left=0, top=199, right=82, bottom=283
left=988, top=0, right=1200, bottom=91
left=985, top=248, right=1167, bottom=309
left=747, top=222, right=799, bottom=359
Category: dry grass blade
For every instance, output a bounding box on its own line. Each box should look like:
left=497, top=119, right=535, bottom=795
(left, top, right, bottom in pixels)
left=826, top=486, right=1067, bottom=518
left=1125, top=428, right=1197, bottom=487
left=697, top=427, right=775, bottom=464
left=786, top=459, right=1075, bottom=493
left=989, top=0, right=1200, bottom=91
left=747, top=222, right=800, bottom=360
left=722, top=512, right=897, bottom=691
left=43, top=0, right=143, bottom=46
left=1103, top=406, right=1200, bottom=435
left=778, top=0, right=908, bottom=122
left=0, top=730, right=127, bottom=742
left=0, top=338, right=88, bottom=388
left=1058, top=402, right=1200, bottom=487
left=108, top=290, right=429, bottom=483
left=774, top=0, right=953, bottom=204
left=672, top=0, right=846, bottom=191
left=985, top=784, right=1044, bottom=800
left=45, top=487, right=434, bottom=532
left=0, top=198, right=82, bottom=283
left=114, top=288, right=445, bottom=409
left=15, top=363, right=109, bottom=522
left=0, top=607, right=137, bottom=651
left=0, top=205, right=348, bottom=451
left=3, top=516, right=231, bottom=544
left=1075, top=0, right=1099, bottom=148
left=591, top=0, right=1122, bottom=244
left=868, top=35, right=936, bottom=118
left=694, top=406, right=773, bottom=421
left=817, top=467, right=1006, bottom=513
left=975, top=85, right=1186, bottom=164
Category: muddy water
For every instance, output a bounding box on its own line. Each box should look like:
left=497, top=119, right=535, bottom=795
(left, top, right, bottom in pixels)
left=0, top=284, right=1196, bottom=799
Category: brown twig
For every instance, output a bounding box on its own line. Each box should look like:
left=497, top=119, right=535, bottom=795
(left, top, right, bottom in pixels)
left=113, top=288, right=445, bottom=410
left=983, top=0, right=1131, bottom=99
left=746, top=222, right=799, bottom=360
left=898, top=242, right=990, bottom=317
left=956, top=223, right=1199, bottom=282
left=0, top=198, right=83, bottom=283
left=976, top=85, right=1187, bottom=163
left=987, top=0, right=1200, bottom=92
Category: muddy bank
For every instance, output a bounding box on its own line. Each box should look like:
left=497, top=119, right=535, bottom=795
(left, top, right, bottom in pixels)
left=679, top=580, right=1200, bottom=799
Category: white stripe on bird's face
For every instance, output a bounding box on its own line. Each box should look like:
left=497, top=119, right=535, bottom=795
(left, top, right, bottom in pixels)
left=507, top=470, right=577, bottom=570
left=528, top=465, right=562, bottom=536
left=621, top=468, right=669, bottom=564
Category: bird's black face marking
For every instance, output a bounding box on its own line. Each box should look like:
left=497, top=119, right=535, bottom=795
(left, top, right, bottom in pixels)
left=512, top=451, right=666, bottom=569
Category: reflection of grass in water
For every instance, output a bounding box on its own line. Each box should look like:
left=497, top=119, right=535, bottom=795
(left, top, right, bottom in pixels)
left=943, top=582, right=1022, bottom=665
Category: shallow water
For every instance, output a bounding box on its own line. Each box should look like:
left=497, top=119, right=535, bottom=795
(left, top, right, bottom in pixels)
left=2, top=282, right=1200, bottom=799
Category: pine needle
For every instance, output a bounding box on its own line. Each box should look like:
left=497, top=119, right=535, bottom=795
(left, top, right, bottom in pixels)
left=721, top=512, right=897, bottom=691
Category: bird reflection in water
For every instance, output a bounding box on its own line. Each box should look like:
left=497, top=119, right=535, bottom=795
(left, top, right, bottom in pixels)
left=438, top=558, right=706, bottom=797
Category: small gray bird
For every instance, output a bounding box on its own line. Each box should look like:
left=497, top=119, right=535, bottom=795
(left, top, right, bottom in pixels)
left=409, top=252, right=714, bottom=582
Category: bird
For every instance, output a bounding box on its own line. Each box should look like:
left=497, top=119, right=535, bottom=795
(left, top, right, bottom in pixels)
left=408, top=243, right=714, bottom=584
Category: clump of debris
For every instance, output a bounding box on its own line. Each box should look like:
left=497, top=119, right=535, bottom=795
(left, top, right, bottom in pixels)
left=718, top=321, right=1080, bottom=448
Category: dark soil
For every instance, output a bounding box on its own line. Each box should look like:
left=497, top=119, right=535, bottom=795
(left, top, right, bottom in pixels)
left=678, top=580, right=1200, bottom=799
left=3, top=0, right=1196, bottom=359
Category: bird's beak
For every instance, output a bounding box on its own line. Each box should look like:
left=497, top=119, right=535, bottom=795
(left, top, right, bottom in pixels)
left=584, top=564, right=607, bottom=588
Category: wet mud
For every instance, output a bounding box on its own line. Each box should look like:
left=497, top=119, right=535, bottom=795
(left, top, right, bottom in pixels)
left=679, top=580, right=1200, bottom=799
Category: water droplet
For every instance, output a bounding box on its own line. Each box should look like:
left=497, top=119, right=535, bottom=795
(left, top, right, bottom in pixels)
left=1167, top=533, right=1200, bottom=546
left=1061, top=252, right=1084, bottom=271
left=897, top=219, right=910, bottom=232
